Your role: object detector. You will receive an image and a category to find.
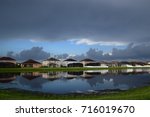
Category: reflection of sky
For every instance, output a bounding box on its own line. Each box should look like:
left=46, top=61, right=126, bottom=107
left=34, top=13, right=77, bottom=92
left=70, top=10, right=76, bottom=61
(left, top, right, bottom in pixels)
left=0, top=71, right=150, bottom=94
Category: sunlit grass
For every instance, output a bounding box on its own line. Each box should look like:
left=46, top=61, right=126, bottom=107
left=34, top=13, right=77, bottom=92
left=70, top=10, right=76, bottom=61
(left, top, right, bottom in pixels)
left=0, top=86, right=150, bottom=100
left=1, top=67, right=149, bottom=73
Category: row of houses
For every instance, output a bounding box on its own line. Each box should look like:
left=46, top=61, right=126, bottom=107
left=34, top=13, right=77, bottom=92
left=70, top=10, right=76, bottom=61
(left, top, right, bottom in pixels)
left=0, top=56, right=150, bottom=68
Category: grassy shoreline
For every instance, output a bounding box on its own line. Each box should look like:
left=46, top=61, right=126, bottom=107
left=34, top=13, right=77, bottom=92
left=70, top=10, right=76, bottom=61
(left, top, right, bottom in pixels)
left=0, top=86, right=150, bottom=100
left=0, top=67, right=150, bottom=73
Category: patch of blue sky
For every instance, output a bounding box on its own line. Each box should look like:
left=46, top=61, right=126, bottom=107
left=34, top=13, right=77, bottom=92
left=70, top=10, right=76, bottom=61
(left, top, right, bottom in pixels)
left=0, top=39, right=126, bottom=56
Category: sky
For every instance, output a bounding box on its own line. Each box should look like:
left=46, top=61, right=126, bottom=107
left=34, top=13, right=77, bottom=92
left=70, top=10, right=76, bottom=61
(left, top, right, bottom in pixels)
left=0, top=0, right=150, bottom=60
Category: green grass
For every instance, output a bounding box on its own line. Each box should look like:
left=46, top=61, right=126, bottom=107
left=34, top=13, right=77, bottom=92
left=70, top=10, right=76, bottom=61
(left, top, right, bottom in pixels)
left=1, top=67, right=149, bottom=73
left=0, top=86, right=150, bottom=100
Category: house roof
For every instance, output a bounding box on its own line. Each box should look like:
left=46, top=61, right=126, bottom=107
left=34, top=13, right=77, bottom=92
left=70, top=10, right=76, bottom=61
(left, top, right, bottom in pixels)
left=80, top=58, right=94, bottom=62
left=64, top=58, right=77, bottom=61
left=99, top=61, right=109, bottom=64
left=22, top=59, right=41, bottom=64
left=120, top=61, right=130, bottom=64
left=47, top=57, right=60, bottom=61
left=0, top=57, right=16, bottom=61
left=130, top=61, right=146, bottom=65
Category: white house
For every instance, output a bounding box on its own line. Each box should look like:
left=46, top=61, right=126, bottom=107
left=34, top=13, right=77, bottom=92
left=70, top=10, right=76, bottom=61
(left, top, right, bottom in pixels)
left=62, top=58, right=83, bottom=67
left=120, top=62, right=133, bottom=67
left=42, top=58, right=61, bottom=67
left=99, top=61, right=109, bottom=68
left=80, top=58, right=95, bottom=67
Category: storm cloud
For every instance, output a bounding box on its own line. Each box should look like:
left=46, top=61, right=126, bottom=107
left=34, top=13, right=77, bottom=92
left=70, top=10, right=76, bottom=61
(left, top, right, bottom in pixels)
left=1, top=0, right=150, bottom=44
left=7, top=47, right=50, bottom=61
left=73, top=43, right=150, bottom=61
left=7, top=43, right=150, bottom=61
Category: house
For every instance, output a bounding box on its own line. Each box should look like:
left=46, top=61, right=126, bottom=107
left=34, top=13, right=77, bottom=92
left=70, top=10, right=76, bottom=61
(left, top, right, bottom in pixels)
left=0, top=57, right=16, bottom=64
left=22, top=59, right=42, bottom=68
left=80, top=58, right=95, bottom=67
left=147, top=61, right=150, bottom=65
left=42, top=58, right=60, bottom=67
left=99, top=61, right=109, bottom=68
left=0, top=57, right=16, bottom=68
left=130, top=61, right=145, bottom=67
left=144, top=61, right=150, bottom=67
left=120, top=61, right=133, bottom=67
left=62, top=58, right=83, bottom=67
left=109, top=61, right=120, bottom=67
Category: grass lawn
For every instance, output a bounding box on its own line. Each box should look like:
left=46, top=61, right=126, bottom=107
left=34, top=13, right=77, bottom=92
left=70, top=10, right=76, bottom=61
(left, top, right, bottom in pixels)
left=0, top=86, right=150, bottom=100
left=0, top=67, right=149, bottom=73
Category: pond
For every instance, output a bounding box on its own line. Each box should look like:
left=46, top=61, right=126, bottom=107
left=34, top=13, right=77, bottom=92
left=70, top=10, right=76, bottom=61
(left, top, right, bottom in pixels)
left=0, top=69, right=150, bottom=94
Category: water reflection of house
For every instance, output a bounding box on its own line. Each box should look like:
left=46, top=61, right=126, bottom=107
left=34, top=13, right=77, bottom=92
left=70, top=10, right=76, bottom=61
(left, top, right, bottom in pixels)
left=68, top=71, right=83, bottom=76
left=133, top=69, right=143, bottom=73
left=142, top=69, right=150, bottom=73
left=109, top=69, right=120, bottom=75
left=62, top=58, right=83, bottom=67
left=81, top=70, right=108, bottom=78
left=0, top=57, right=16, bottom=68
left=22, top=59, right=42, bottom=68
left=121, top=69, right=134, bottom=73
left=21, top=72, right=42, bottom=80
left=0, top=73, right=17, bottom=83
left=63, top=72, right=78, bottom=79
left=42, top=72, right=62, bottom=79
left=42, top=58, right=60, bottom=67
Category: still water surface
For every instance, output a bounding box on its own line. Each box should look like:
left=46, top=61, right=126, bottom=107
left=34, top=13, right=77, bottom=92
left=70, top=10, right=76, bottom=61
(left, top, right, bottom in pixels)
left=0, top=69, right=150, bottom=94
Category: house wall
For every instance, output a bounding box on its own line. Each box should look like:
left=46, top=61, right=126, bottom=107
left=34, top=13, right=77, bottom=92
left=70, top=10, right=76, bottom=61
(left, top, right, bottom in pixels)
left=0, top=60, right=16, bottom=64
left=100, top=63, right=109, bottom=68
left=80, top=61, right=94, bottom=67
left=33, top=64, right=42, bottom=68
left=62, top=61, right=77, bottom=67
left=22, top=64, right=42, bottom=68
left=121, top=64, right=133, bottom=67
left=42, top=60, right=60, bottom=67
left=42, top=61, right=49, bottom=66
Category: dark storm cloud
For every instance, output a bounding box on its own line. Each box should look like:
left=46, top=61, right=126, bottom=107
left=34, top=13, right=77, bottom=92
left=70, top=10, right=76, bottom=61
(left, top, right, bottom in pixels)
left=110, top=43, right=150, bottom=60
left=7, top=47, right=50, bottom=60
left=0, top=0, right=150, bottom=44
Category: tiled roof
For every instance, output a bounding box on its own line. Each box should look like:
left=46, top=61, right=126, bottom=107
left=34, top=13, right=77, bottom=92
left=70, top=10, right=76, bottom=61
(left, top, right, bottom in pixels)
left=0, top=57, right=16, bottom=61
left=64, top=58, right=76, bottom=61
left=22, top=59, right=41, bottom=64
left=80, top=58, right=94, bottom=62
left=47, top=58, right=60, bottom=61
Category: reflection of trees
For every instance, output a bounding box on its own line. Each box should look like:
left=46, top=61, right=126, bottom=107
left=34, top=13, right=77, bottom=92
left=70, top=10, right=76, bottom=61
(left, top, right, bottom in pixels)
left=0, top=73, right=19, bottom=83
